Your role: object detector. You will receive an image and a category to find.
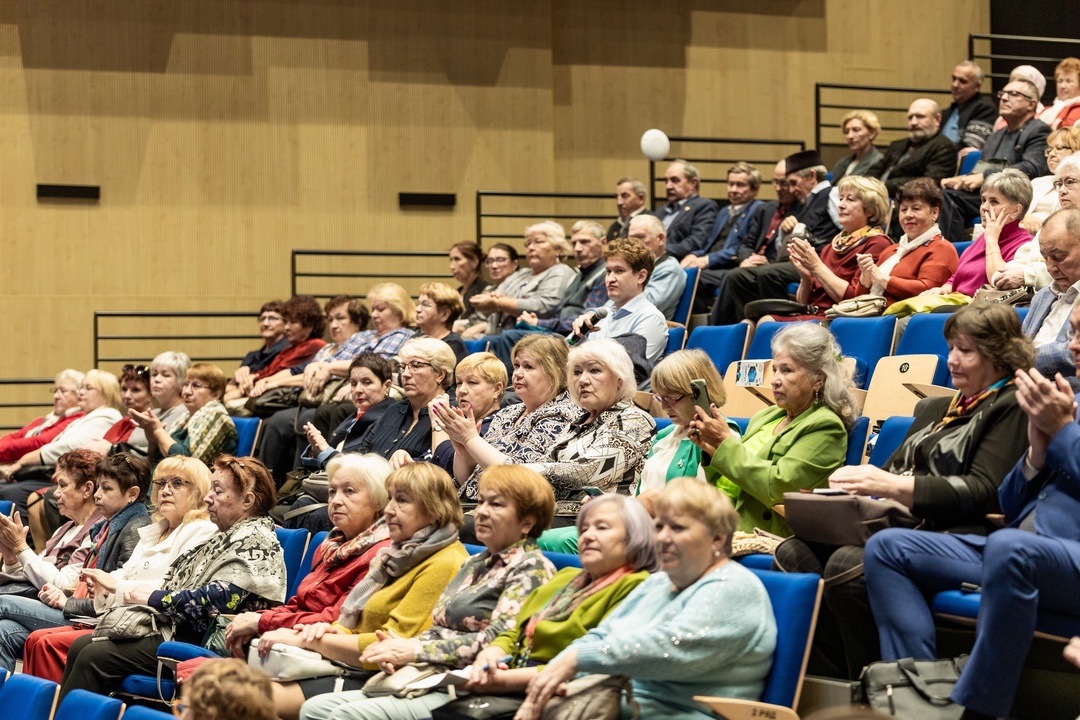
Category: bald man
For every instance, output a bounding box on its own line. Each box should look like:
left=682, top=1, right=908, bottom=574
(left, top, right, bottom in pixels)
left=878, top=99, right=958, bottom=198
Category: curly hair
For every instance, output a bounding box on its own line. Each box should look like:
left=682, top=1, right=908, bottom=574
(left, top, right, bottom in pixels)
left=56, top=449, right=105, bottom=489
left=182, top=658, right=274, bottom=720
left=282, top=295, right=326, bottom=340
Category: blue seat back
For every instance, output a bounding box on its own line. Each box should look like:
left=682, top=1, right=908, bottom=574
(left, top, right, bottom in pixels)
left=846, top=416, right=870, bottom=467
left=0, top=500, right=12, bottom=517
left=117, top=706, right=176, bottom=720
left=747, top=320, right=818, bottom=361
left=55, top=689, right=123, bottom=720
left=953, top=240, right=973, bottom=258
left=665, top=326, right=686, bottom=356
left=654, top=417, right=672, bottom=432
left=895, top=313, right=951, bottom=386
left=686, top=324, right=749, bottom=375
left=958, top=149, right=982, bottom=175
left=730, top=417, right=750, bottom=435
left=465, top=545, right=582, bottom=571
left=0, top=673, right=59, bottom=720
left=1015, top=306, right=1028, bottom=323
left=232, top=417, right=261, bottom=457
left=746, top=568, right=822, bottom=708
left=673, top=267, right=699, bottom=327
left=868, top=416, right=916, bottom=467
left=829, top=316, right=897, bottom=388
left=464, top=339, right=488, bottom=355
left=275, top=527, right=310, bottom=600
left=290, top=530, right=330, bottom=599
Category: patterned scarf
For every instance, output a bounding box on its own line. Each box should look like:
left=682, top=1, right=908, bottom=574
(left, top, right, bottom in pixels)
left=337, top=522, right=459, bottom=629
left=182, top=400, right=235, bottom=464
left=164, top=515, right=286, bottom=603
left=320, top=517, right=391, bottom=569
left=521, top=564, right=635, bottom=652
left=832, top=225, right=885, bottom=255
left=932, top=377, right=1011, bottom=433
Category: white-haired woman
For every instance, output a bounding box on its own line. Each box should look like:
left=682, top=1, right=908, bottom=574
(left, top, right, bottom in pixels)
left=470, top=222, right=577, bottom=334
left=690, top=323, right=857, bottom=536
left=0, top=369, right=85, bottom=464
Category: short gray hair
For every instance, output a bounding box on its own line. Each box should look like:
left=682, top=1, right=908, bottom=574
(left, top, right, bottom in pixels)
left=796, top=165, right=829, bottom=183
left=1058, top=154, right=1080, bottom=178
left=55, top=368, right=85, bottom=390
left=957, top=59, right=985, bottom=86
left=399, top=337, right=458, bottom=390
left=617, top=177, right=647, bottom=198
left=983, top=168, right=1034, bottom=212
left=672, top=159, right=701, bottom=189
left=771, top=323, right=858, bottom=428
left=728, top=162, right=762, bottom=190
left=570, top=220, right=605, bottom=241
left=567, top=339, right=637, bottom=407
left=153, top=352, right=192, bottom=382
left=576, top=494, right=659, bottom=572
left=525, top=221, right=572, bottom=258
left=325, top=453, right=391, bottom=515
left=629, top=214, right=665, bottom=238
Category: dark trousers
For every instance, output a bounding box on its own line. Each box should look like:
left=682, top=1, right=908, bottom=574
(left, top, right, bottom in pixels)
left=940, top=188, right=982, bottom=243
left=709, top=262, right=798, bottom=325
left=694, top=267, right=733, bottom=314
left=865, top=527, right=1080, bottom=718
left=774, top=538, right=876, bottom=680
left=59, top=632, right=164, bottom=701
left=258, top=407, right=318, bottom=486
left=0, top=478, right=52, bottom=524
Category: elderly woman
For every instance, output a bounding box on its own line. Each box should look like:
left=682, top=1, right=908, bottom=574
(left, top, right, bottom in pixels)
left=58, top=455, right=286, bottom=700
left=460, top=244, right=522, bottom=339
left=423, top=351, right=507, bottom=473
left=1038, top=57, right=1080, bottom=130
left=856, top=178, right=959, bottom=305
left=134, top=363, right=238, bottom=466
left=832, top=110, right=885, bottom=179
left=924, top=169, right=1034, bottom=298
left=179, top=658, right=276, bottom=720
left=416, top=282, right=467, bottom=363
left=768, top=176, right=891, bottom=321
left=0, top=369, right=85, bottom=463
left=228, top=301, right=289, bottom=398
left=262, top=463, right=468, bottom=719
left=442, top=494, right=656, bottom=718
left=635, top=349, right=741, bottom=502
left=449, top=242, right=488, bottom=333
left=224, top=295, right=328, bottom=407
left=298, top=465, right=558, bottom=720
left=23, top=455, right=219, bottom=682
left=93, top=361, right=190, bottom=457
left=691, top=323, right=856, bottom=535
left=472, top=222, right=576, bottom=335
left=440, top=334, right=577, bottom=500
left=776, top=303, right=1034, bottom=680
left=521, top=478, right=777, bottom=720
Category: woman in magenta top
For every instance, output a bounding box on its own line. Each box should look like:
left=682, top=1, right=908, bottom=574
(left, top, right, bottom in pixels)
left=924, top=169, right=1034, bottom=298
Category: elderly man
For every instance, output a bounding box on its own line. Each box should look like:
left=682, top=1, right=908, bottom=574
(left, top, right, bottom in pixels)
left=940, top=60, right=998, bottom=147
left=709, top=160, right=803, bottom=325
left=607, top=178, right=649, bottom=241
left=679, top=162, right=764, bottom=313
left=627, top=214, right=686, bottom=320
left=653, top=159, right=719, bottom=260
left=940, top=78, right=1051, bottom=241
left=879, top=99, right=958, bottom=198
left=1024, top=208, right=1080, bottom=389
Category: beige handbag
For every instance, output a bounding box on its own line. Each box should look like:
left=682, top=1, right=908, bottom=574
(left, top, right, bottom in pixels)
left=824, top=294, right=887, bottom=319
left=361, top=664, right=441, bottom=699
left=541, top=674, right=638, bottom=720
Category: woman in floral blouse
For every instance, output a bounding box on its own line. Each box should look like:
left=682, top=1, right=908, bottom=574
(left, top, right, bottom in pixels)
left=299, top=465, right=557, bottom=720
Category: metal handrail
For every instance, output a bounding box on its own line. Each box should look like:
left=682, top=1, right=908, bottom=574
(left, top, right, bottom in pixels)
left=0, top=378, right=53, bottom=433
left=475, top=190, right=617, bottom=249
left=93, top=311, right=262, bottom=371
left=291, top=249, right=452, bottom=298
left=968, top=33, right=1080, bottom=87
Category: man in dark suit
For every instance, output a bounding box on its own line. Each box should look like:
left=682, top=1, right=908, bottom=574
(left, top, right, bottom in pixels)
left=879, top=99, right=958, bottom=197
left=940, top=60, right=998, bottom=148
left=939, top=78, right=1051, bottom=241
left=606, top=177, right=649, bottom=241
left=653, top=159, right=719, bottom=260
left=680, top=162, right=764, bottom=312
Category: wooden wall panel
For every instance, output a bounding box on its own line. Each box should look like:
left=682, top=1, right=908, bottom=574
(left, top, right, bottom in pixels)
left=0, top=0, right=987, bottom=380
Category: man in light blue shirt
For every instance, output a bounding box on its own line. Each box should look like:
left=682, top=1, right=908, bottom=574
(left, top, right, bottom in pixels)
left=628, top=214, right=686, bottom=320
left=571, top=238, right=669, bottom=364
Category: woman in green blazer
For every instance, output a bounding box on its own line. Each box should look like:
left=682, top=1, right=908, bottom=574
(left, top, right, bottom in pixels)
left=689, top=323, right=858, bottom=535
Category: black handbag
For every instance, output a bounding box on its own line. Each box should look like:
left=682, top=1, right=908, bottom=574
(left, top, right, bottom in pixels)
left=431, top=694, right=524, bottom=720
left=245, top=387, right=300, bottom=417
left=743, top=298, right=815, bottom=321
left=861, top=655, right=968, bottom=718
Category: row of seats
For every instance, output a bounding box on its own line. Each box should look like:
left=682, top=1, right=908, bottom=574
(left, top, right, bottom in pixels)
left=0, top=669, right=172, bottom=720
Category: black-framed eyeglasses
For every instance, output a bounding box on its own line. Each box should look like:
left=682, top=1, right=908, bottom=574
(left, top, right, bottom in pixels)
left=396, top=360, right=433, bottom=374
left=153, top=477, right=189, bottom=492
left=651, top=393, right=686, bottom=406
left=485, top=257, right=511, bottom=266
left=259, top=313, right=284, bottom=323
left=123, top=364, right=150, bottom=377
left=997, top=89, right=1035, bottom=102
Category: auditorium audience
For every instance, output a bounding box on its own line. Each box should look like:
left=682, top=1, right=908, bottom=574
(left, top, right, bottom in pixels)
left=522, top=478, right=777, bottom=720
left=654, top=159, right=719, bottom=260
left=459, top=243, right=521, bottom=338
left=608, top=177, right=649, bottom=241
left=878, top=99, right=957, bottom=197
left=23, top=455, right=218, bottom=683
left=298, top=465, right=558, bottom=720
left=414, top=282, right=467, bottom=363
left=831, top=110, right=885, bottom=179
left=856, top=178, right=959, bottom=305
left=626, top=214, right=687, bottom=320
left=58, top=455, right=286, bottom=700
left=133, top=363, right=237, bottom=466
left=227, top=301, right=289, bottom=398
left=925, top=169, right=1034, bottom=297
left=0, top=369, right=84, bottom=464
left=940, top=60, right=997, bottom=147
left=447, top=242, right=488, bottom=331
left=1039, top=57, right=1080, bottom=130
left=776, top=303, right=1033, bottom=680
left=690, top=323, right=855, bottom=535
left=90, top=362, right=189, bottom=457
left=262, top=463, right=467, bottom=719
left=471, top=222, right=576, bottom=334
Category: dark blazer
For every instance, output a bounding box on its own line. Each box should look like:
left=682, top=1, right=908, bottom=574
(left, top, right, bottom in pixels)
left=797, top=184, right=841, bottom=246
left=879, top=132, right=957, bottom=195
left=888, top=385, right=1028, bottom=533
left=980, top=117, right=1051, bottom=180
left=300, top=397, right=396, bottom=470
left=941, top=95, right=999, bottom=145
left=737, top=199, right=803, bottom=263
left=605, top=207, right=649, bottom=241
left=1023, top=286, right=1080, bottom=390
left=687, top=199, right=764, bottom=269
left=653, top=194, right=719, bottom=260
left=831, top=146, right=885, bottom=179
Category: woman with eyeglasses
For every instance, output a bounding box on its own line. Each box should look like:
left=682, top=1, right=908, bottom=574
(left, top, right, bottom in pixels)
left=22, top=455, right=218, bottom=682
left=132, top=363, right=237, bottom=466
left=0, top=451, right=156, bottom=672
left=59, top=455, right=286, bottom=701
left=227, top=301, right=290, bottom=399
left=0, top=369, right=86, bottom=464
left=460, top=244, right=522, bottom=339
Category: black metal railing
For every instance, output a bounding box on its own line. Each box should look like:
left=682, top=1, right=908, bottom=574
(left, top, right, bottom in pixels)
left=93, top=311, right=263, bottom=374
left=476, top=191, right=616, bottom=250
left=648, top=137, right=806, bottom=209
left=0, top=378, right=54, bottom=433
left=969, top=33, right=1080, bottom=91
left=291, top=249, right=455, bottom=301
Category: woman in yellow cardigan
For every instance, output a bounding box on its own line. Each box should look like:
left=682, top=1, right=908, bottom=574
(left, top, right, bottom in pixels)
left=263, top=463, right=468, bottom=720
left=689, top=322, right=857, bottom=536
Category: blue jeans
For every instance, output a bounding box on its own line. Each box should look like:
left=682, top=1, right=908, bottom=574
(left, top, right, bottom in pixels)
left=0, top=594, right=67, bottom=671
